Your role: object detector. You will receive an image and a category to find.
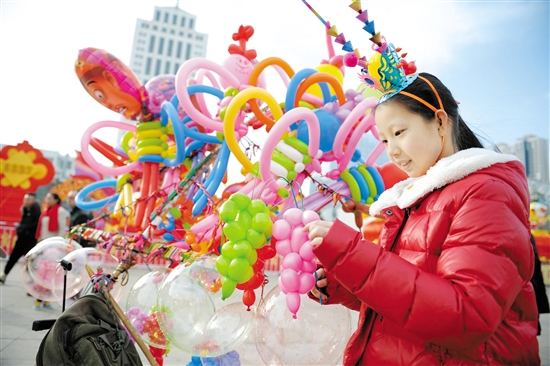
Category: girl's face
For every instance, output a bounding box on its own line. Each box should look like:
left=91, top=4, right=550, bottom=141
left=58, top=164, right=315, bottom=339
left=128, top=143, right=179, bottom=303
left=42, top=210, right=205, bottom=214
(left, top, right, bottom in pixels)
left=375, top=103, right=444, bottom=178
left=45, top=194, right=57, bottom=208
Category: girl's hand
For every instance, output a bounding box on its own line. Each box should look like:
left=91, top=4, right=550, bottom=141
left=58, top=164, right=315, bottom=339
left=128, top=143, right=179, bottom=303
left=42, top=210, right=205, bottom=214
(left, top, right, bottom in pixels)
left=303, top=220, right=333, bottom=247
left=310, top=267, right=328, bottom=302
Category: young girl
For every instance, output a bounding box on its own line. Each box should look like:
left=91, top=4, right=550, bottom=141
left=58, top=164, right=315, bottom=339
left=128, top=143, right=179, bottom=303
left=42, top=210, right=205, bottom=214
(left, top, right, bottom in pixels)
left=304, top=73, right=540, bottom=365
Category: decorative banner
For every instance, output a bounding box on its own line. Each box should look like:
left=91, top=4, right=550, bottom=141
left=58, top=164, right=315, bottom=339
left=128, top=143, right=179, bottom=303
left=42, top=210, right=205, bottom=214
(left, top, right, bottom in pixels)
left=0, top=140, right=55, bottom=223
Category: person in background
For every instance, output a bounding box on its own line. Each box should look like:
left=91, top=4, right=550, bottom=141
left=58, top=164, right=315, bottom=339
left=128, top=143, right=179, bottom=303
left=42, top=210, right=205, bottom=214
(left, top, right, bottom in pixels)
left=0, top=193, right=41, bottom=284
left=66, top=190, right=94, bottom=247
left=34, top=192, right=70, bottom=310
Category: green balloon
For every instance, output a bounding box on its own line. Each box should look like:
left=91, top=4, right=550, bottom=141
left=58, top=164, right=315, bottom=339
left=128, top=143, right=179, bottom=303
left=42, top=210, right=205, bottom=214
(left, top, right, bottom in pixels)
left=252, top=213, right=271, bottom=233
left=228, top=258, right=251, bottom=283
left=215, top=255, right=230, bottom=277
left=229, top=193, right=251, bottom=211
left=233, top=240, right=253, bottom=258
left=247, top=229, right=266, bottom=249
left=236, top=211, right=253, bottom=230
left=221, top=241, right=236, bottom=259
left=223, top=221, right=246, bottom=242
left=219, top=200, right=239, bottom=222
left=243, top=265, right=254, bottom=283
left=169, top=207, right=182, bottom=219
left=222, top=277, right=237, bottom=300
left=249, top=199, right=268, bottom=216
left=264, top=221, right=273, bottom=238
left=246, top=247, right=258, bottom=265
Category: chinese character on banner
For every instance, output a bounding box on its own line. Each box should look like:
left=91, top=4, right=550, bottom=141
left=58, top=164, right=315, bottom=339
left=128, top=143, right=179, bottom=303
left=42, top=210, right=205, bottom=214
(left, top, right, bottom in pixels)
left=0, top=141, right=55, bottom=224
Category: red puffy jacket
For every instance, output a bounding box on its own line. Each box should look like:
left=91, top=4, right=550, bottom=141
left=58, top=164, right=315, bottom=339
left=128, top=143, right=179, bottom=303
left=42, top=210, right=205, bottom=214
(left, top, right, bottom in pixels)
left=313, top=149, right=540, bottom=365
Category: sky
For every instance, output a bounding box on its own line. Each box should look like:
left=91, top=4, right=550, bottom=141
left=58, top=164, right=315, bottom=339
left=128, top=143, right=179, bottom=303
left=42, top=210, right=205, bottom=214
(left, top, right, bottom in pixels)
left=0, top=0, right=548, bottom=160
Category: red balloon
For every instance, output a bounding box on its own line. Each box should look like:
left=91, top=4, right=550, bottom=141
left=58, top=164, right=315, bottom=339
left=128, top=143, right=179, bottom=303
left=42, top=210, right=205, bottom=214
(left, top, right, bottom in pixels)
left=377, top=162, right=409, bottom=190
left=257, top=243, right=276, bottom=260
left=237, top=271, right=264, bottom=290
left=242, top=289, right=256, bottom=310
left=252, top=259, right=265, bottom=272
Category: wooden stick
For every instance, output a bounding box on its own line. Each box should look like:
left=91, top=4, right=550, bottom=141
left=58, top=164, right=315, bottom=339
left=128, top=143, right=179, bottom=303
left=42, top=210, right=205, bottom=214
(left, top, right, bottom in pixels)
left=85, top=265, right=159, bottom=366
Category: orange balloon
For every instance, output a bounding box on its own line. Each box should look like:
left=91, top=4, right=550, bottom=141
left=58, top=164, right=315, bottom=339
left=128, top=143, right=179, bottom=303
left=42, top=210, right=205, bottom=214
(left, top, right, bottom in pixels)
left=361, top=217, right=386, bottom=242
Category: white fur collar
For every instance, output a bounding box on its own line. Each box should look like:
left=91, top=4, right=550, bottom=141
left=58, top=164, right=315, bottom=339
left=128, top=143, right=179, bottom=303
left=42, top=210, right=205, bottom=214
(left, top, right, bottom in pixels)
left=369, top=148, right=519, bottom=216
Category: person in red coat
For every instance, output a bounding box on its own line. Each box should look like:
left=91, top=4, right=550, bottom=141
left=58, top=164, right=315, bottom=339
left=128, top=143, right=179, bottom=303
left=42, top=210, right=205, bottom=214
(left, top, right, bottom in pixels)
left=304, top=73, right=540, bottom=365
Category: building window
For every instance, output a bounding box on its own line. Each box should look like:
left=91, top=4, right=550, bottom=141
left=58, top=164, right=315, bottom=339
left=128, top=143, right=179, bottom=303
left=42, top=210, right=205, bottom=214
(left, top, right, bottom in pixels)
left=170, top=29, right=175, bottom=34
left=155, top=59, right=161, bottom=75
left=155, top=11, right=160, bottom=21
left=165, top=61, right=171, bottom=74
left=196, top=35, right=202, bottom=41
left=164, top=12, right=169, bottom=23
left=187, top=33, right=192, bottom=38
left=177, top=41, right=183, bottom=58
left=189, top=18, right=194, bottom=29
left=185, top=43, right=191, bottom=60
left=146, top=57, right=152, bottom=74
left=148, top=35, right=156, bottom=52
left=179, top=31, right=184, bottom=36
left=167, top=39, right=173, bottom=57
left=158, top=37, right=164, bottom=55
left=153, top=25, right=158, bottom=30
left=174, top=63, right=179, bottom=74
left=162, top=27, right=166, bottom=32
left=172, top=14, right=177, bottom=25
left=180, top=17, right=186, bottom=27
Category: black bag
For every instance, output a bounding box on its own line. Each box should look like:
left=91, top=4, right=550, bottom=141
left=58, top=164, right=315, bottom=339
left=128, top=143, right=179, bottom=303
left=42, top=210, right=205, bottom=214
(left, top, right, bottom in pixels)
left=36, top=292, right=143, bottom=366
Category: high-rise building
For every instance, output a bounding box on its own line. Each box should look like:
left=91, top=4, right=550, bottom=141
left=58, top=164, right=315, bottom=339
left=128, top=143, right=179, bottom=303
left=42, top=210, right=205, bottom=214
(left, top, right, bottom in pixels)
left=497, top=135, right=549, bottom=182
left=129, top=6, right=208, bottom=84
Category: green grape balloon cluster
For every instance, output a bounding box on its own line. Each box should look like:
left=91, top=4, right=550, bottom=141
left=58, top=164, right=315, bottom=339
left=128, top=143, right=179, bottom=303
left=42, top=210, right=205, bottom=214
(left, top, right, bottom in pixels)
left=216, top=193, right=273, bottom=300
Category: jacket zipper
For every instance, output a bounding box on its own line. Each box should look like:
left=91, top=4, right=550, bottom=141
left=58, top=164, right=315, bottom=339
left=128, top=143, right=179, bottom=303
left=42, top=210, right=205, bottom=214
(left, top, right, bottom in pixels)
left=359, top=207, right=411, bottom=366
left=389, top=208, right=410, bottom=253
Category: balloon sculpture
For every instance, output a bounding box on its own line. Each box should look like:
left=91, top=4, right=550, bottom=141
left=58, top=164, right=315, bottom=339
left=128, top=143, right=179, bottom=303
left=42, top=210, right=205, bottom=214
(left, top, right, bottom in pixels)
left=47, top=1, right=419, bottom=362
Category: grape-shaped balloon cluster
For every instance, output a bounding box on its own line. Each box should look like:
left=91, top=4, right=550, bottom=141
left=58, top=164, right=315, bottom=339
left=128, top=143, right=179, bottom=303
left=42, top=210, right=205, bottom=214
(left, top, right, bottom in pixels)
left=217, top=193, right=273, bottom=300
left=272, top=208, right=320, bottom=318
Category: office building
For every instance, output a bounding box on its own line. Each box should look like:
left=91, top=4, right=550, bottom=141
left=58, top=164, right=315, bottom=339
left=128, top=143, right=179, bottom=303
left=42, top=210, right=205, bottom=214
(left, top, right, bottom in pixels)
left=497, top=135, right=549, bottom=183
left=129, top=6, right=208, bottom=84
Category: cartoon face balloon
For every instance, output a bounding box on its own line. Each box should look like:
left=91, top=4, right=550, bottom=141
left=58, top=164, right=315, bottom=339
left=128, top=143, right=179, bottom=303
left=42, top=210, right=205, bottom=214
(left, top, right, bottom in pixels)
left=145, top=74, right=178, bottom=115
left=221, top=54, right=261, bottom=90
left=75, top=47, right=145, bottom=120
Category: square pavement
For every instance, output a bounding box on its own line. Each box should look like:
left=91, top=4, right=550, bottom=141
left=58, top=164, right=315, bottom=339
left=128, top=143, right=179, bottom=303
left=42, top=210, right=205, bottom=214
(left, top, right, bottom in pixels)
left=1, top=261, right=549, bottom=365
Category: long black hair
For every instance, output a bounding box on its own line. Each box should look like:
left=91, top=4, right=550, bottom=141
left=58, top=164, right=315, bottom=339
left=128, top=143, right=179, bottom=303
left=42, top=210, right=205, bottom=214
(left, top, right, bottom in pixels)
left=50, top=193, right=62, bottom=205
left=381, top=73, right=483, bottom=151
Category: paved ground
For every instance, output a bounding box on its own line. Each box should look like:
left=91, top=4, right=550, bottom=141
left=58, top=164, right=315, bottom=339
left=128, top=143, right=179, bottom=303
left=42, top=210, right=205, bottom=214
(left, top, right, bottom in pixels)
left=1, top=262, right=549, bottom=365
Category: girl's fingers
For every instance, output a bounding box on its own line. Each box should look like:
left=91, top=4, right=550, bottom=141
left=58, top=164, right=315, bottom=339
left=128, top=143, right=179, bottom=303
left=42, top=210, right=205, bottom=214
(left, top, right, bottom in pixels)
left=310, top=237, right=323, bottom=246
left=316, top=278, right=328, bottom=288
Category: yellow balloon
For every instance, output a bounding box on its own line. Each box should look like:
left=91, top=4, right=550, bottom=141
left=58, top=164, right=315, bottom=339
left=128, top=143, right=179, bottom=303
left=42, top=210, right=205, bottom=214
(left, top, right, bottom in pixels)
left=306, top=64, right=344, bottom=99
left=223, top=88, right=283, bottom=174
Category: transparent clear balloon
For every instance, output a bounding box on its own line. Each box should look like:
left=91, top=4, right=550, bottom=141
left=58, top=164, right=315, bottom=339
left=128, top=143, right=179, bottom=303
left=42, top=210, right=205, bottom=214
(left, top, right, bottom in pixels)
left=126, top=267, right=172, bottom=349
left=22, top=237, right=76, bottom=297
left=157, top=255, right=254, bottom=357
left=20, top=260, right=56, bottom=301
left=255, top=284, right=352, bottom=365
left=52, top=248, right=122, bottom=303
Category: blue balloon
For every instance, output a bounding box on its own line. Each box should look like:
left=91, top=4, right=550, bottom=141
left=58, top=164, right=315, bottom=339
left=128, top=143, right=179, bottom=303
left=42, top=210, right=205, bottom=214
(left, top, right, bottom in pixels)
left=285, top=69, right=331, bottom=115
left=349, top=167, right=370, bottom=203
left=192, top=140, right=231, bottom=216
left=76, top=180, right=119, bottom=210
left=296, top=109, right=341, bottom=153
left=352, top=149, right=362, bottom=162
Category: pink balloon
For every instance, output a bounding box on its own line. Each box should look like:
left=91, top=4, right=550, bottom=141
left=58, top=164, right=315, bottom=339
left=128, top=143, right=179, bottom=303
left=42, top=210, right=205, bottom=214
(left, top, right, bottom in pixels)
left=189, top=214, right=219, bottom=235
left=301, top=260, right=317, bottom=273
left=299, top=240, right=315, bottom=261
left=258, top=107, right=321, bottom=194
left=290, top=226, right=308, bottom=253
left=298, top=272, right=316, bottom=294
left=278, top=275, right=289, bottom=295
left=80, top=121, right=141, bottom=177
left=221, top=55, right=257, bottom=90
left=272, top=219, right=292, bottom=240
left=282, top=252, right=303, bottom=272
left=301, top=210, right=320, bottom=226
left=175, top=58, right=240, bottom=132
left=280, top=268, right=299, bottom=293
left=283, top=208, right=303, bottom=227
left=286, top=292, right=301, bottom=319
left=275, top=239, right=292, bottom=257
